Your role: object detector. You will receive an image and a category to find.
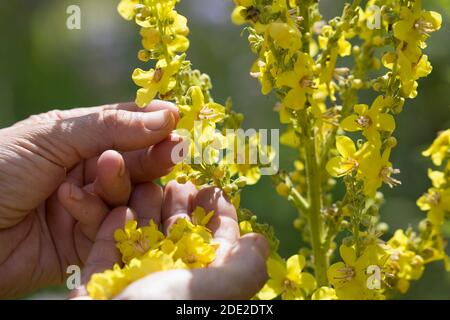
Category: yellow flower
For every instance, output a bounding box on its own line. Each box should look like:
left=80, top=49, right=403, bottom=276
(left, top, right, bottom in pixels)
left=231, top=1, right=257, bottom=25
left=140, top=12, right=189, bottom=54
left=326, top=136, right=367, bottom=178
left=87, top=264, right=128, bottom=300
left=356, top=143, right=401, bottom=197
left=422, top=129, right=450, bottom=166
left=239, top=220, right=254, bottom=235
left=168, top=217, right=213, bottom=244
left=311, top=287, right=338, bottom=300
left=117, top=0, right=139, bottom=21
left=114, top=220, right=164, bottom=263
left=268, top=22, right=302, bottom=53
left=132, top=57, right=182, bottom=107
left=276, top=52, right=316, bottom=110
left=341, top=96, right=396, bottom=145
left=417, top=188, right=450, bottom=226
left=172, top=233, right=217, bottom=268
left=393, top=3, right=442, bottom=53
left=387, top=230, right=424, bottom=294
left=191, top=207, right=214, bottom=227
left=257, top=255, right=316, bottom=300
left=327, top=245, right=389, bottom=300
left=428, top=169, right=446, bottom=189
left=178, top=86, right=225, bottom=130
left=318, top=26, right=351, bottom=84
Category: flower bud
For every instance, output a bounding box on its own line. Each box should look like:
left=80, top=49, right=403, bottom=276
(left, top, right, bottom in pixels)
left=276, top=183, right=290, bottom=197
left=223, top=184, right=234, bottom=194
left=138, top=50, right=151, bottom=62
left=293, top=218, right=304, bottom=231
left=385, top=136, right=398, bottom=148
left=234, top=177, right=248, bottom=188
left=213, top=167, right=225, bottom=179
left=376, top=222, right=389, bottom=234
left=176, top=174, right=188, bottom=184
left=352, top=78, right=363, bottom=89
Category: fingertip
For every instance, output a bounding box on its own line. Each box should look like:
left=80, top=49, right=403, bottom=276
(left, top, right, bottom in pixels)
left=97, top=206, right=136, bottom=238
left=241, top=233, right=270, bottom=260
left=130, top=183, right=163, bottom=227
left=194, top=187, right=237, bottom=221
left=57, top=182, right=72, bottom=203
left=97, top=150, right=124, bottom=177
left=147, top=100, right=179, bottom=123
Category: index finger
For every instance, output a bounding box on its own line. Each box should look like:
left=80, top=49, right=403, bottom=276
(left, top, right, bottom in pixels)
left=192, top=187, right=240, bottom=263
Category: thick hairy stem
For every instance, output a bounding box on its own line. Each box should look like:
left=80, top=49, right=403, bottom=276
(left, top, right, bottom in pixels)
left=305, top=133, right=329, bottom=286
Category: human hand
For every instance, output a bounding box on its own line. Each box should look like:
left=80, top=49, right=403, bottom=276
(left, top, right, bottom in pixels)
left=0, top=101, right=180, bottom=298
left=71, top=182, right=269, bottom=300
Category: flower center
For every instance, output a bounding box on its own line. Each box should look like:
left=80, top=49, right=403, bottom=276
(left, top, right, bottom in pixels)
left=426, top=191, right=441, bottom=207
left=356, top=115, right=372, bottom=128
left=134, top=237, right=150, bottom=255
left=299, top=76, right=316, bottom=89
left=184, top=254, right=198, bottom=264
left=245, top=6, right=260, bottom=23
left=283, top=279, right=298, bottom=291
left=199, top=106, right=218, bottom=120
left=340, top=158, right=359, bottom=175
left=414, top=18, right=436, bottom=36
left=334, top=266, right=355, bottom=284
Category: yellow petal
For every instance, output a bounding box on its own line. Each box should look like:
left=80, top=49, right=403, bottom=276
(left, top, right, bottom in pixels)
left=336, top=136, right=356, bottom=158
left=340, top=245, right=356, bottom=266
left=286, top=254, right=305, bottom=279
left=377, top=113, right=396, bottom=132
left=257, top=279, right=283, bottom=300
left=341, top=115, right=360, bottom=132
left=267, top=257, right=287, bottom=281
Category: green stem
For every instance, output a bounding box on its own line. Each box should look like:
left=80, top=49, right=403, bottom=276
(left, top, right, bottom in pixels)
left=305, top=133, right=329, bottom=287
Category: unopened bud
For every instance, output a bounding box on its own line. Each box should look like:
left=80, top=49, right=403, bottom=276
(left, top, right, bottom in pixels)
left=138, top=50, right=151, bottom=62
left=234, top=177, right=248, bottom=188
left=276, top=183, right=290, bottom=197
left=376, top=222, right=389, bottom=234
left=176, top=174, right=188, bottom=184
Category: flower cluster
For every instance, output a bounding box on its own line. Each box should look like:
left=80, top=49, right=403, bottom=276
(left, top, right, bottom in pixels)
left=116, top=1, right=280, bottom=238
left=233, top=0, right=447, bottom=299
left=87, top=0, right=282, bottom=300
left=87, top=207, right=217, bottom=300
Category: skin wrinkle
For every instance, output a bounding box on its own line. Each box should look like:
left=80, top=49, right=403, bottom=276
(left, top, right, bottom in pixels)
left=73, top=223, right=94, bottom=263
left=41, top=203, right=65, bottom=286
left=44, top=198, right=75, bottom=285
left=0, top=215, right=34, bottom=265
left=0, top=214, right=36, bottom=298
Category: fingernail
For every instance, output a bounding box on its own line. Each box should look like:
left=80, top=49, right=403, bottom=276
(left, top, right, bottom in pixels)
left=143, top=110, right=172, bottom=131
left=70, top=184, right=84, bottom=201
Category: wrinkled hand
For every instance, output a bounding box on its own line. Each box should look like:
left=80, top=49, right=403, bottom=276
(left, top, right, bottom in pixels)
left=71, top=182, right=269, bottom=300
left=0, top=101, right=180, bottom=298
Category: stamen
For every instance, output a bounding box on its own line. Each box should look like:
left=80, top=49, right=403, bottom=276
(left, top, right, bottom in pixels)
left=356, top=115, right=372, bottom=128
left=380, top=167, right=402, bottom=188
left=153, top=68, right=164, bottom=82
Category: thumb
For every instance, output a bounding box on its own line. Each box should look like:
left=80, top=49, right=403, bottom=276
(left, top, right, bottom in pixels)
left=20, top=108, right=176, bottom=169
left=115, top=233, right=269, bottom=300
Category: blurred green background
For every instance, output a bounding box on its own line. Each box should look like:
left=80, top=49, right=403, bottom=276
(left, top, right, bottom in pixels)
left=1, top=0, right=449, bottom=299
